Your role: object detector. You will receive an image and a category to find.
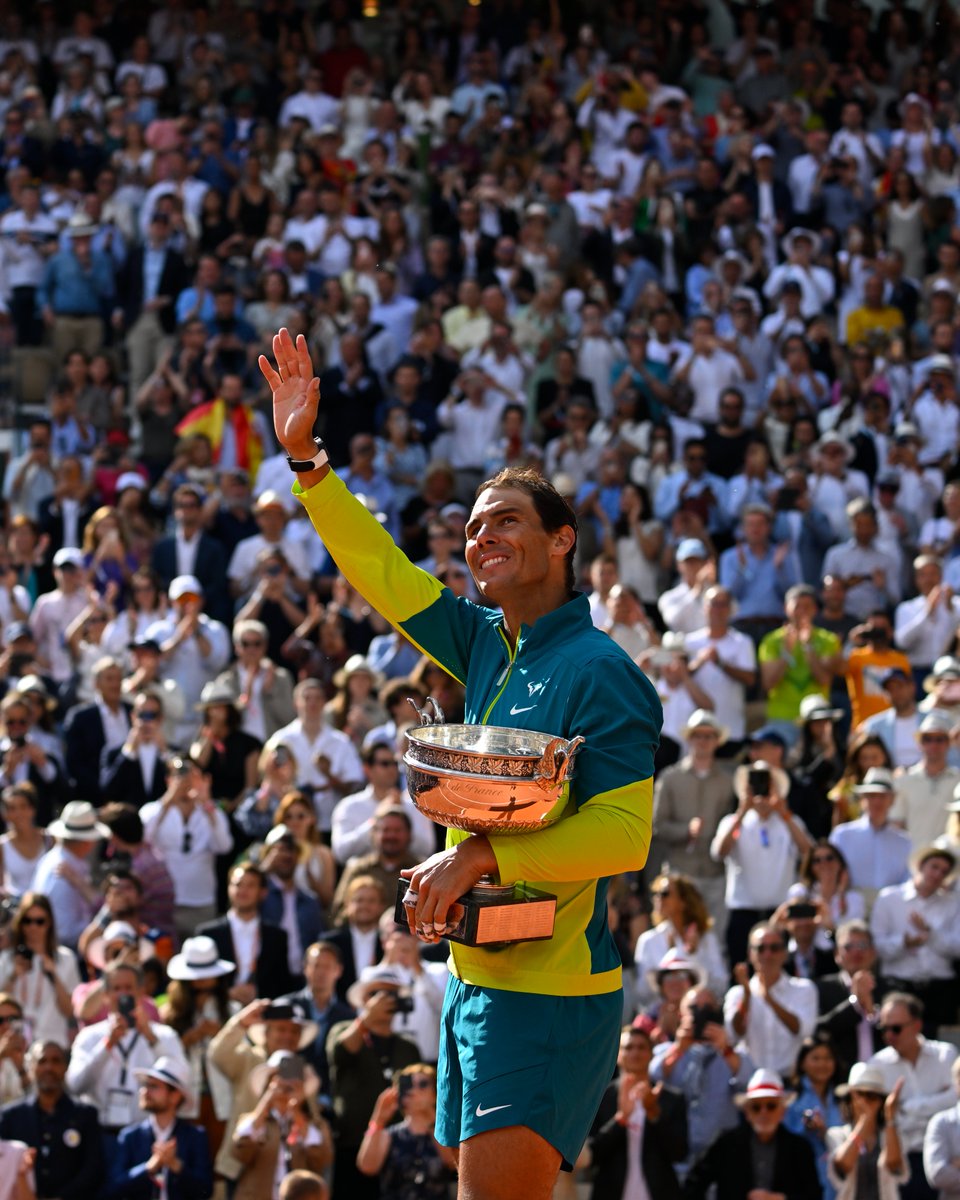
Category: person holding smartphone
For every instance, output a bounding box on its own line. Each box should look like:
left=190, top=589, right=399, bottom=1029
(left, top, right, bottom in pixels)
left=358, top=1063, right=457, bottom=1197
left=712, top=760, right=813, bottom=966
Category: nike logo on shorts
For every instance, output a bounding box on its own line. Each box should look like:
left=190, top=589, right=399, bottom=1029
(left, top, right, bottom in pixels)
left=475, top=1103, right=512, bottom=1117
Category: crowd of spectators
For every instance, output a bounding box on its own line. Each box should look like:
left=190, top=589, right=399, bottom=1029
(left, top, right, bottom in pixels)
left=0, top=1, right=960, bottom=1198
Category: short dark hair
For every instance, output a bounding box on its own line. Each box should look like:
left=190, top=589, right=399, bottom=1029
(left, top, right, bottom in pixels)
left=100, top=803, right=143, bottom=844
left=362, top=740, right=395, bottom=766
left=105, top=867, right=143, bottom=896
left=881, top=990, right=923, bottom=1020
left=475, top=467, right=578, bottom=593
left=308, top=939, right=343, bottom=965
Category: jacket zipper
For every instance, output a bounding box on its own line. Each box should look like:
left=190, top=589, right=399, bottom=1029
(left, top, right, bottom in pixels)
left=481, top=627, right=517, bottom=724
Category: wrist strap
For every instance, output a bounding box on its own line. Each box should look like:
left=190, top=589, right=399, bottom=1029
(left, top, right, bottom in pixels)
left=286, top=438, right=329, bottom=472
left=367, top=1121, right=384, bottom=1135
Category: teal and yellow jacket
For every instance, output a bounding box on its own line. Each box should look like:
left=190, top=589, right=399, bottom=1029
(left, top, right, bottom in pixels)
left=297, top=473, right=662, bottom=998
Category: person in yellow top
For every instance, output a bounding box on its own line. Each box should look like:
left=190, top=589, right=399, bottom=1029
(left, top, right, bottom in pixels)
left=259, top=329, right=662, bottom=1200
left=844, top=275, right=905, bottom=347
left=845, top=610, right=912, bottom=729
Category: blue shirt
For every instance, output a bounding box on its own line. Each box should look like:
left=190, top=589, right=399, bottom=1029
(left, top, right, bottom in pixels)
left=650, top=1041, right=754, bottom=1172
left=38, top=248, right=114, bottom=316
left=830, top=817, right=912, bottom=892
left=784, top=1080, right=842, bottom=1200
left=654, top=470, right=729, bottom=535
left=719, top=543, right=799, bottom=618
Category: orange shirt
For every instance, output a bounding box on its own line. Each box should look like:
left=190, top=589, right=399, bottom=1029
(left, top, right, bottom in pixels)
left=846, top=646, right=913, bottom=728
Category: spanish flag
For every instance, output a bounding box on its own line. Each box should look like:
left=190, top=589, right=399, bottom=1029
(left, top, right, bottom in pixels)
left=175, top=398, right=265, bottom=476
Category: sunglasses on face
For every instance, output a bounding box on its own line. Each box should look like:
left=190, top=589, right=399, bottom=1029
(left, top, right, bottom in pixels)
left=21, top=916, right=47, bottom=926
left=403, top=1077, right=433, bottom=1090
left=880, top=1023, right=906, bottom=1035
left=752, top=943, right=784, bottom=954
left=812, top=854, right=837, bottom=864
left=138, top=710, right=160, bottom=722
left=0, top=1015, right=19, bottom=1026
left=240, top=640, right=263, bottom=649
left=747, top=1100, right=781, bottom=1113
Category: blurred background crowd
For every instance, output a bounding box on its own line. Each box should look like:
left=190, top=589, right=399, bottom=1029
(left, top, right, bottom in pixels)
left=1, top=0, right=960, bottom=1197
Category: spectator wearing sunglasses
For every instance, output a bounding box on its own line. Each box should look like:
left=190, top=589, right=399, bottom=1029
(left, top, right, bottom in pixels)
left=683, top=1068, right=819, bottom=1200
left=140, top=756, right=233, bottom=940
left=868, top=992, right=958, bottom=1200
left=100, top=691, right=169, bottom=807
left=0, top=893, right=79, bottom=1044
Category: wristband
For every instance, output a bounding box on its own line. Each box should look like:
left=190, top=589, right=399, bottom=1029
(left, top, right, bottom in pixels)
left=367, top=1121, right=383, bottom=1135
left=286, top=438, right=329, bottom=473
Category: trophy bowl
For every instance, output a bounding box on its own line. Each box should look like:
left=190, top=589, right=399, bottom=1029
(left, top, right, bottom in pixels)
left=403, top=700, right=585, bottom=834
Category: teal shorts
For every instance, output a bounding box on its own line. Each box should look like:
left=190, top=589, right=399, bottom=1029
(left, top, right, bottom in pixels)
left=434, top=975, right=622, bottom=1170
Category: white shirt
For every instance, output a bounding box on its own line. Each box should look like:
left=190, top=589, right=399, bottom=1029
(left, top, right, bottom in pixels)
left=680, top=350, right=744, bottom=424
left=226, top=531, right=310, bottom=592
left=894, top=593, right=960, bottom=667
left=763, top=263, right=836, bottom=320
left=174, top=528, right=201, bottom=578
left=658, top=582, right=707, bottom=635
left=350, top=926, right=378, bottom=976
left=724, top=973, right=818, bottom=1075
left=278, top=89, right=340, bottom=132
left=0, top=946, right=80, bottom=1045
left=97, top=700, right=130, bottom=751
left=267, top=720, right=364, bottom=832
left=633, top=922, right=728, bottom=1005
left=787, top=153, right=824, bottom=216
left=567, top=187, right=613, bottom=230
left=868, top=1039, right=958, bottom=1152
left=331, top=784, right=436, bottom=864
left=912, top=391, right=960, bottom=467
left=66, top=1020, right=186, bottom=1130
left=437, top=394, right=509, bottom=470
left=684, top=627, right=756, bottom=740
left=30, top=589, right=88, bottom=682
left=870, top=879, right=960, bottom=981
left=0, top=210, right=59, bottom=287
left=227, top=912, right=260, bottom=984
left=140, top=802, right=233, bottom=907
left=712, top=809, right=810, bottom=910
left=144, top=614, right=231, bottom=744
left=891, top=764, right=960, bottom=848
left=32, top=845, right=94, bottom=949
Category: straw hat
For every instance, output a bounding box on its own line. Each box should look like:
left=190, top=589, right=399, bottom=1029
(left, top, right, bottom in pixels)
left=645, top=947, right=707, bottom=994
left=133, top=1056, right=195, bottom=1109
left=836, top=1062, right=887, bottom=1098
left=87, top=920, right=155, bottom=971
left=733, top=759, right=790, bottom=803
left=797, top=694, right=842, bottom=723
left=852, top=767, right=896, bottom=796
left=247, top=1001, right=319, bottom=1051
left=681, top=709, right=729, bottom=745
left=48, top=801, right=110, bottom=842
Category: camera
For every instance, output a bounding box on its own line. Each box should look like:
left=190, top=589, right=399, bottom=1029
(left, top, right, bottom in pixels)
left=393, top=990, right=414, bottom=1015
left=14, top=944, right=32, bottom=963
left=118, top=993, right=137, bottom=1027
left=786, top=902, right=817, bottom=920
left=397, top=1073, right=414, bottom=1100
left=747, top=767, right=770, bottom=797
left=10, top=736, right=26, bottom=749
left=691, top=1004, right=724, bottom=1039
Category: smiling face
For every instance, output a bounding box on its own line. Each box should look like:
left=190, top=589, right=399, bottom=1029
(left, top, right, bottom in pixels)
left=464, top=486, right=574, bottom=609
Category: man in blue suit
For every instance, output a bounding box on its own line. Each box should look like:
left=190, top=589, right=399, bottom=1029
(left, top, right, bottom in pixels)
left=260, top=826, right=325, bottom=989
left=107, top=1057, right=212, bottom=1200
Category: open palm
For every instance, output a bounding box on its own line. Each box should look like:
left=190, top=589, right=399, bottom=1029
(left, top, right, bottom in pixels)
left=258, top=328, right=321, bottom=456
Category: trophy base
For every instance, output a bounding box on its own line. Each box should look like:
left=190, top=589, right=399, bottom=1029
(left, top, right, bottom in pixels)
left=395, top=876, right=556, bottom=946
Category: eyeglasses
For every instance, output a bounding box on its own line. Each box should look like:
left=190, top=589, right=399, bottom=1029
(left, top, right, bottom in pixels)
left=181, top=829, right=193, bottom=854
left=752, top=942, right=785, bottom=954
left=851, top=1090, right=883, bottom=1101
left=746, top=1100, right=781, bottom=1113
left=840, top=941, right=872, bottom=953
left=811, top=854, right=837, bottom=864
left=403, top=1077, right=433, bottom=1090
left=879, top=1023, right=906, bottom=1035
left=21, top=916, right=47, bottom=926
left=372, top=758, right=397, bottom=768
left=0, top=1016, right=18, bottom=1026
left=239, top=640, right=264, bottom=649
left=138, top=710, right=160, bottom=722
left=921, top=735, right=949, bottom=743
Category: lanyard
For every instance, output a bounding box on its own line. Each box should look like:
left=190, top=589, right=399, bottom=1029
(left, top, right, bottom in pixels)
left=115, top=1032, right=141, bottom=1088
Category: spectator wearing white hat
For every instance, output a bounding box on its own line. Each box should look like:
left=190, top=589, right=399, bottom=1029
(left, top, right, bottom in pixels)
left=890, top=713, right=960, bottom=849
left=712, top=761, right=812, bottom=967
left=912, top=356, right=960, bottom=470
left=830, top=768, right=912, bottom=904
left=870, top=846, right=960, bottom=1032
left=108, top=1055, right=212, bottom=1200
left=650, top=709, right=735, bottom=923
left=868, top=991, right=958, bottom=1199
left=826, top=1063, right=907, bottom=1200
left=763, top=228, right=836, bottom=319
left=683, top=1067, right=820, bottom=1199
left=923, top=1057, right=960, bottom=1200
left=34, top=802, right=110, bottom=950
left=657, top=539, right=714, bottom=635
left=145, top=575, right=231, bottom=746
left=29, top=548, right=89, bottom=686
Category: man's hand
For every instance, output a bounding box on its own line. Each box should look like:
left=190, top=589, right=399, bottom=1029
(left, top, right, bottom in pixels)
left=401, top=837, right=497, bottom=941
left=850, top=969, right=875, bottom=1012
left=259, top=328, right=321, bottom=459
left=238, top=998, right=270, bottom=1028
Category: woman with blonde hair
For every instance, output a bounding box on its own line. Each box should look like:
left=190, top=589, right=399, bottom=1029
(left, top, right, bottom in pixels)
left=828, top=732, right=893, bottom=826
left=633, top=872, right=727, bottom=1004
left=273, top=792, right=337, bottom=910
left=82, top=505, right=137, bottom=602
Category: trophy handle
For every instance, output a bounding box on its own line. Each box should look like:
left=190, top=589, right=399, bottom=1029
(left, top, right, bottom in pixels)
left=537, top=735, right=585, bottom=787
left=407, top=696, right=446, bottom=726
